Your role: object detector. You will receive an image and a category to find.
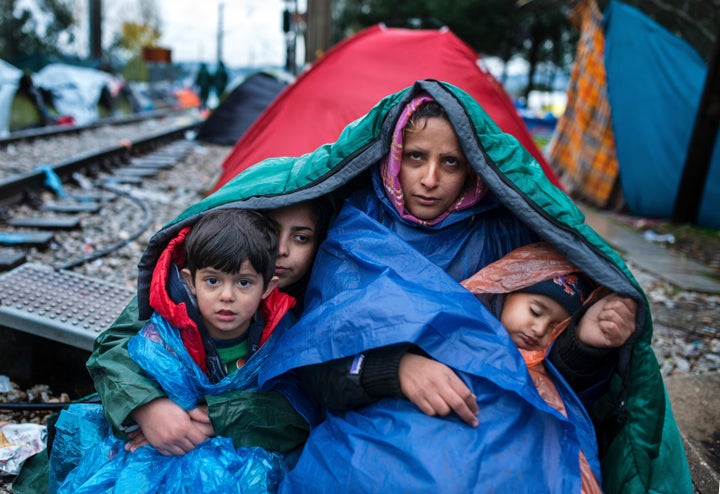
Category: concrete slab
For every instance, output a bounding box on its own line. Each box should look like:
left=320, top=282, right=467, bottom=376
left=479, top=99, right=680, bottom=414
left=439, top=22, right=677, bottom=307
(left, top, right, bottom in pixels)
left=579, top=204, right=720, bottom=294
left=664, top=373, right=720, bottom=494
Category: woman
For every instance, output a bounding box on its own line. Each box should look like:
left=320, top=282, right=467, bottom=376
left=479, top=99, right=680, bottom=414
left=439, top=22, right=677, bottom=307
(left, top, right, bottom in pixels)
left=291, top=96, right=632, bottom=427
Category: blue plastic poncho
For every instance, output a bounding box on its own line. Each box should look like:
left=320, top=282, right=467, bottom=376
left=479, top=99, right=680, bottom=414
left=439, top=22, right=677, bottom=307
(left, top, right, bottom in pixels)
left=259, top=198, right=601, bottom=493
left=50, top=312, right=290, bottom=494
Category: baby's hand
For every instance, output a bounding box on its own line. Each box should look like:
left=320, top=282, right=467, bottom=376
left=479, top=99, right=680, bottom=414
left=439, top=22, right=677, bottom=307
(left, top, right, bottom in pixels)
left=576, top=293, right=637, bottom=348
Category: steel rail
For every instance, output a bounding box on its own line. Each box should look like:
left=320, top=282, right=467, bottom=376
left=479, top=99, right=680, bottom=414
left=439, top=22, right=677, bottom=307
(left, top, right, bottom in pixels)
left=0, top=119, right=200, bottom=206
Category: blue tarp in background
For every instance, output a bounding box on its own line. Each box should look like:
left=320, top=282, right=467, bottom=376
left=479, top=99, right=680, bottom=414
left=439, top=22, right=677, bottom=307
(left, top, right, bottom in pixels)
left=604, top=0, right=720, bottom=229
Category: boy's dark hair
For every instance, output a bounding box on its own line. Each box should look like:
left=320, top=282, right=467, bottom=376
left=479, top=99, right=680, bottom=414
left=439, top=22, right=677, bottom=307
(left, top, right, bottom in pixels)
left=184, top=209, right=279, bottom=286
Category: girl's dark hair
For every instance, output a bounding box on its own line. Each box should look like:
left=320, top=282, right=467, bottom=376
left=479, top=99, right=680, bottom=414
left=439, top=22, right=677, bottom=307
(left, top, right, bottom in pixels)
left=306, top=196, right=334, bottom=245
left=184, top=209, right=279, bottom=286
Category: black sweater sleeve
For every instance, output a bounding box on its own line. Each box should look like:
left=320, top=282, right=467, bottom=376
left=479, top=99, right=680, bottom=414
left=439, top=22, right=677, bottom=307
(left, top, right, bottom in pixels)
left=548, top=312, right=619, bottom=405
left=298, top=343, right=411, bottom=411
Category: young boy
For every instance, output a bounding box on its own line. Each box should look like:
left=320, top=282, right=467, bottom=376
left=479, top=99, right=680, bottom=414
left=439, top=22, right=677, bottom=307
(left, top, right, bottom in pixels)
left=462, top=241, right=603, bottom=494
left=51, top=209, right=308, bottom=493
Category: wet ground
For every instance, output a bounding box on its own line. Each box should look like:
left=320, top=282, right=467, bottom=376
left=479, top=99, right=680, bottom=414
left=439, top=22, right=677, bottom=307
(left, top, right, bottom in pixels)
left=581, top=204, right=720, bottom=493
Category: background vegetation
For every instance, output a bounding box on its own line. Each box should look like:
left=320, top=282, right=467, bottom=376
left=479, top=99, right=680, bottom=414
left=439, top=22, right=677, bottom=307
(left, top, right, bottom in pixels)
left=0, top=0, right=717, bottom=89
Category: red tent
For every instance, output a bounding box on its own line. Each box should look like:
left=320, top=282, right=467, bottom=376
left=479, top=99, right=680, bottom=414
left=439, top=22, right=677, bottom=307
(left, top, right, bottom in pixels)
left=213, top=24, right=561, bottom=190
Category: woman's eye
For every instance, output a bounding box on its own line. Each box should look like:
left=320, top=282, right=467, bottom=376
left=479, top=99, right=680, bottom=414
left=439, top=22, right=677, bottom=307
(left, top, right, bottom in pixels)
left=293, top=234, right=311, bottom=244
left=444, top=157, right=461, bottom=167
left=407, top=151, right=423, bottom=160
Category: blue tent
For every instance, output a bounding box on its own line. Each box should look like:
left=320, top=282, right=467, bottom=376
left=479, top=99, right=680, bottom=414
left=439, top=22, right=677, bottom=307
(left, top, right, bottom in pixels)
left=604, top=1, right=720, bottom=228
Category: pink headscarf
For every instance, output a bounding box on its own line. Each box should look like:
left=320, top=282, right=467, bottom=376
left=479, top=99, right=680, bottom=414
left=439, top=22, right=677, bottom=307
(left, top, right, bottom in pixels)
left=380, top=94, right=488, bottom=226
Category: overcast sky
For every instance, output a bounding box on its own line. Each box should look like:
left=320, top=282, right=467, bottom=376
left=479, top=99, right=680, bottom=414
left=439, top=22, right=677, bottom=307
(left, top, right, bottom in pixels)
left=83, top=0, right=305, bottom=68
left=154, top=0, right=298, bottom=67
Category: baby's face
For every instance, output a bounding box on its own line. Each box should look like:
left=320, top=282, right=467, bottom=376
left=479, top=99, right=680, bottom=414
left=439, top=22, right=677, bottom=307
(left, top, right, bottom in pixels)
left=500, top=293, right=570, bottom=351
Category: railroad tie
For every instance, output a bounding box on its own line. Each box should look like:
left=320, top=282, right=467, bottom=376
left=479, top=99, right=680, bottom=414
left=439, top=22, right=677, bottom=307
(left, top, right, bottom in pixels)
left=8, top=216, right=80, bottom=230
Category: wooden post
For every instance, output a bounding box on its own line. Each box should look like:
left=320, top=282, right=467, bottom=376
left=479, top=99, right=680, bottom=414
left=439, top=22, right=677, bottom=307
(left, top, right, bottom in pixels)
left=672, top=32, right=720, bottom=225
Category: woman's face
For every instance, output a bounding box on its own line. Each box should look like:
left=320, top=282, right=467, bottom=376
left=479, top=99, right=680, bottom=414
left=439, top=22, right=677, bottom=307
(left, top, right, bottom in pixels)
left=398, top=117, right=471, bottom=221
left=267, top=203, right=319, bottom=289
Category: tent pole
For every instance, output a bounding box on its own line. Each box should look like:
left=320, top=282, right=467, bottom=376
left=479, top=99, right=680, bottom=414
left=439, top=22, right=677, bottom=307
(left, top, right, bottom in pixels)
left=671, top=31, right=720, bottom=225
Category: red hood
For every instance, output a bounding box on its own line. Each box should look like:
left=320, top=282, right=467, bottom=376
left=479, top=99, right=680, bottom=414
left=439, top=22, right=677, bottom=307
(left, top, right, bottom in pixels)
left=148, top=227, right=296, bottom=374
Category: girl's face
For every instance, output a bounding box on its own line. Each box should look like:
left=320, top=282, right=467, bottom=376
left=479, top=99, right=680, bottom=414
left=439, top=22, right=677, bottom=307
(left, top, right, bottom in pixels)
left=500, top=293, right=570, bottom=351
left=398, top=117, right=471, bottom=221
left=267, top=203, right=319, bottom=289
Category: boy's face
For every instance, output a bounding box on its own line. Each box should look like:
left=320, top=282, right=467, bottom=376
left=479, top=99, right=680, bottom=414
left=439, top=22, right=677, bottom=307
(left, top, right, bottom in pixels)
left=399, top=116, right=470, bottom=221
left=500, top=293, right=570, bottom=351
left=267, top=203, right=318, bottom=289
left=182, top=260, right=278, bottom=340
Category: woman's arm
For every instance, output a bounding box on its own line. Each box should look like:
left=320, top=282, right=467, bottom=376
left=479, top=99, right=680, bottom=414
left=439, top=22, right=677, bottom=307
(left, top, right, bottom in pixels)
left=299, top=344, right=479, bottom=426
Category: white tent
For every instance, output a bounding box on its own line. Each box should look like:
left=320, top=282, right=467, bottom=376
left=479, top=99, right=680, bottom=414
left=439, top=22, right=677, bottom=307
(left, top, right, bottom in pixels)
left=33, top=63, right=118, bottom=126
left=0, top=59, right=22, bottom=137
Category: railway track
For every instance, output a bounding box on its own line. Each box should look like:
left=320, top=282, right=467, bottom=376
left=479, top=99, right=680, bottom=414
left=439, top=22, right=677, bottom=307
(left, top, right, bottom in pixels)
left=0, top=111, right=229, bottom=355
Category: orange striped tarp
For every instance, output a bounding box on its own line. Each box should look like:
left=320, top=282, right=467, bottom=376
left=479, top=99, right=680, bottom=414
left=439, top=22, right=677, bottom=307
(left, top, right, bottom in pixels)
left=548, top=0, right=619, bottom=207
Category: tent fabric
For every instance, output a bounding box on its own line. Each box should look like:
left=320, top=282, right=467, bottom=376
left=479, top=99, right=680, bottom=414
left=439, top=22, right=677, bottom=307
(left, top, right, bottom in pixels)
left=550, top=0, right=720, bottom=229
left=212, top=24, right=562, bottom=191
left=134, top=80, right=691, bottom=493
left=603, top=0, right=720, bottom=228
left=33, top=63, right=116, bottom=126
left=197, top=71, right=291, bottom=145
left=547, top=0, right=619, bottom=207
left=0, top=59, right=22, bottom=137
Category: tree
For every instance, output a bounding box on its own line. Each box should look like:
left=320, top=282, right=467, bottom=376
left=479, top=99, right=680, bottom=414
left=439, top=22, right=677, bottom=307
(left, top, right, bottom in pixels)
left=0, top=0, right=77, bottom=70
left=332, top=0, right=575, bottom=98
left=106, top=0, right=161, bottom=81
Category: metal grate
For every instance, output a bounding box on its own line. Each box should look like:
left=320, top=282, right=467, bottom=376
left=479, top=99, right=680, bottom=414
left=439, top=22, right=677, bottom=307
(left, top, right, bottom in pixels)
left=0, top=263, right=135, bottom=351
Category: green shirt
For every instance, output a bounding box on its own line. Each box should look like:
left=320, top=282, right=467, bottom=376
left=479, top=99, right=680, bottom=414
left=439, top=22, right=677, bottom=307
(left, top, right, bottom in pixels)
left=215, top=338, right=249, bottom=375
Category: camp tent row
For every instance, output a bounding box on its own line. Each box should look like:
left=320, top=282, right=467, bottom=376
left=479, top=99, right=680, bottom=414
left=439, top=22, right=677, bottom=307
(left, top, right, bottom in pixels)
left=0, top=62, right=192, bottom=135
left=549, top=0, right=720, bottom=229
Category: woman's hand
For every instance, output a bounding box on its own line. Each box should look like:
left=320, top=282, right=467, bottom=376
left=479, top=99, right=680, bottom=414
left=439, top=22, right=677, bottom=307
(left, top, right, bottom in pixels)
left=577, top=294, right=637, bottom=348
left=126, top=398, right=211, bottom=455
left=398, top=353, right=479, bottom=427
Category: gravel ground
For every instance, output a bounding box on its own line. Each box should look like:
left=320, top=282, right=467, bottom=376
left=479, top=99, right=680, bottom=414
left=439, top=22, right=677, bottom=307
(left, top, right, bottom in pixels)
left=1, top=133, right=718, bottom=491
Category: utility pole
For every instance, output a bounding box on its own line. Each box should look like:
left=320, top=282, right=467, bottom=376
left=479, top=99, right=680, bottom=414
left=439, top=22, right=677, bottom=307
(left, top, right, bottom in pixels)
left=306, top=0, right=332, bottom=63
left=283, top=0, right=298, bottom=74
left=217, top=2, right=224, bottom=64
left=89, top=0, right=102, bottom=61
left=672, top=32, right=720, bottom=225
